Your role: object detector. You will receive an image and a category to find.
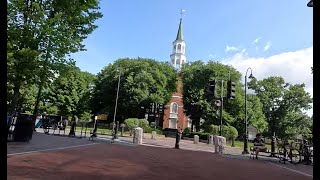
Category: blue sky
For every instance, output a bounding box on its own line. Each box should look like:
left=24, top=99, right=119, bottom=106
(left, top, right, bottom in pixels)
left=71, top=0, right=313, bottom=75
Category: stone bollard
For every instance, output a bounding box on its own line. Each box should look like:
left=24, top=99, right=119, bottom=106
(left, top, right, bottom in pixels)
left=194, top=135, right=199, bottom=144
left=209, top=135, right=214, bottom=146
left=133, top=127, right=143, bottom=144
left=151, top=131, right=157, bottom=140
left=214, top=135, right=226, bottom=154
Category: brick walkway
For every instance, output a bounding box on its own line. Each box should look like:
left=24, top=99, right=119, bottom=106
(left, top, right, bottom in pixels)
left=8, top=142, right=312, bottom=180
left=8, top=130, right=313, bottom=178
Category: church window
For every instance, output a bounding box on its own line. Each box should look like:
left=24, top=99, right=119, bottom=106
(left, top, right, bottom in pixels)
left=174, top=45, right=176, bottom=50
left=178, top=44, right=181, bottom=50
left=170, top=102, right=178, bottom=114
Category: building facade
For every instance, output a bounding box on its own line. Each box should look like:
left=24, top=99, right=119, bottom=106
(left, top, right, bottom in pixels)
left=162, top=17, right=191, bottom=131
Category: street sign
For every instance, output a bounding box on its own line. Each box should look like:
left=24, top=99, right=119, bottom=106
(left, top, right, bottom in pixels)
left=97, top=114, right=108, bottom=120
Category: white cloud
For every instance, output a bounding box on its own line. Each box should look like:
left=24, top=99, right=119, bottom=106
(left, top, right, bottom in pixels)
left=263, top=41, right=272, bottom=51
left=225, top=45, right=240, bottom=52
left=252, top=37, right=262, bottom=44
left=221, top=47, right=313, bottom=116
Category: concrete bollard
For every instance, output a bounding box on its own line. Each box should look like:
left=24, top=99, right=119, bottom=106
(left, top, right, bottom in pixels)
left=214, top=135, right=226, bottom=154
left=194, top=135, right=199, bottom=144
left=133, top=127, right=143, bottom=144
left=209, top=135, right=214, bottom=146
left=151, top=131, right=157, bottom=140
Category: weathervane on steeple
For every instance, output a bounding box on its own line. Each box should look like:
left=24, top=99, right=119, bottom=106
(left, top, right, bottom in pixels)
left=180, top=9, right=186, bottom=19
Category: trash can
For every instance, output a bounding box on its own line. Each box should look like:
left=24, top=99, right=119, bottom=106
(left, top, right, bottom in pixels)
left=11, top=114, right=36, bottom=142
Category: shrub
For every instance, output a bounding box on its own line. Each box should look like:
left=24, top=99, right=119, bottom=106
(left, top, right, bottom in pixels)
left=143, top=126, right=153, bottom=133
left=221, top=125, right=230, bottom=139
left=229, top=126, right=238, bottom=140
left=138, top=119, right=150, bottom=129
left=124, top=118, right=138, bottom=130
left=183, top=127, right=191, bottom=135
left=204, top=125, right=219, bottom=135
left=188, top=132, right=210, bottom=140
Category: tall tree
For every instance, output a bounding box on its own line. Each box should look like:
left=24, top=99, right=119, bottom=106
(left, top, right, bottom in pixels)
left=248, top=76, right=312, bottom=138
left=46, top=65, right=96, bottom=118
left=181, top=61, right=241, bottom=131
left=7, top=0, right=102, bottom=115
left=181, top=61, right=267, bottom=133
left=90, top=58, right=177, bottom=122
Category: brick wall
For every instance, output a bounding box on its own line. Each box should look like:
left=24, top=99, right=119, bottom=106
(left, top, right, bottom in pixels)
left=162, top=79, right=188, bottom=131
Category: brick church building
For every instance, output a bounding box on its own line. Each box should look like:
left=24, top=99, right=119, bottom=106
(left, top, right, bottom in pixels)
left=162, top=17, right=191, bottom=131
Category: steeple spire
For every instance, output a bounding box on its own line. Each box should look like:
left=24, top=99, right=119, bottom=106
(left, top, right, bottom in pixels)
left=175, top=18, right=183, bottom=41
left=170, top=9, right=186, bottom=70
left=175, top=9, right=185, bottom=41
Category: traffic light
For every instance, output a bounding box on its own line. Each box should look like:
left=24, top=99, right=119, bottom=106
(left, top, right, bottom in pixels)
left=227, top=80, right=236, bottom=99
left=150, top=103, right=155, bottom=113
left=158, top=104, right=164, bottom=114
left=206, top=80, right=216, bottom=101
left=209, top=80, right=216, bottom=94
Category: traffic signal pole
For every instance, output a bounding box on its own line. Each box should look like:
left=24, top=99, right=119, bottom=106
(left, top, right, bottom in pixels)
left=219, top=80, right=223, bottom=136
left=207, top=79, right=237, bottom=137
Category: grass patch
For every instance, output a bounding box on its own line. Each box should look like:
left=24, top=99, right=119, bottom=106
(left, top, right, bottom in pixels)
left=226, top=140, right=272, bottom=150
left=64, top=126, right=133, bottom=136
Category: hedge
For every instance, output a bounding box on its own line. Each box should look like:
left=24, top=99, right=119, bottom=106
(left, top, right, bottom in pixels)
left=186, top=132, right=210, bottom=140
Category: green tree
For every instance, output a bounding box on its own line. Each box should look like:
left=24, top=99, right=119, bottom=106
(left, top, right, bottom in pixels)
left=228, top=126, right=238, bottom=147
left=7, top=0, right=102, bottom=115
left=91, top=58, right=177, bottom=122
left=46, top=65, right=96, bottom=117
left=124, top=118, right=139, bottom=136
left=248, top=76, right=312, bottom=138
left=181, top=61, right=243, bottom=131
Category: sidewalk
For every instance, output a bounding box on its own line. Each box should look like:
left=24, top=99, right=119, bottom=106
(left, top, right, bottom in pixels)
left=35, top=128, right=244, bottom=155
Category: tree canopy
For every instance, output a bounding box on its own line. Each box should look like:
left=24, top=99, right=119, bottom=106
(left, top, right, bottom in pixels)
left=90, top=58, right=177, bottom=122
left=181, top=61, right=267, bottom=133
left=248, top=76, right=313, bottom=138
left=7, top=0, right=102, bottom=115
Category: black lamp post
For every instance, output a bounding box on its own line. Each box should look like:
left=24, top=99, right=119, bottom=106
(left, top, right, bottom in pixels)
left=242, top=67, right=255, bottom=154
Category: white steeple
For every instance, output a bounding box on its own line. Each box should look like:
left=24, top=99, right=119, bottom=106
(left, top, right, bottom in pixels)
left=170, top=11, right=186, bottom=70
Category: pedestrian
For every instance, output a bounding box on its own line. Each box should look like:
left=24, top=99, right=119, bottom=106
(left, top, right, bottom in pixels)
left=69, top=114, right=77, bottom=137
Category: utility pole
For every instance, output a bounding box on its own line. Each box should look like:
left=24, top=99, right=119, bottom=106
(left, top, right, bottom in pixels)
left=112, top=68, right=121, bottom=140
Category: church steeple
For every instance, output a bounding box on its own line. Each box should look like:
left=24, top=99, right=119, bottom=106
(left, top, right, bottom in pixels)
left=176, top=18, right=183, bottom=41
left=170, top=10, right=186, bottom=70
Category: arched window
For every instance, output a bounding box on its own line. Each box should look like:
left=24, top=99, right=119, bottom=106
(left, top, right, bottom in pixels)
left=182, top=60, right=185, bottom=64
left=170, top=102, right=178, bottom=114
left=174, top=45, right=176, bottom=50
left=178, top=44, right=181, bottom=51
left=182, top=46, right=184, bottom=52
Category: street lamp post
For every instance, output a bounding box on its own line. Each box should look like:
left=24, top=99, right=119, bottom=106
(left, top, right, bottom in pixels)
left=112, top=68, right=121, bottom=140
left=242, top=67, right=255, bottom=154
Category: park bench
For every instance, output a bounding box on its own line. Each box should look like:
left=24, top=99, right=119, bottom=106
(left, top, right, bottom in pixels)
left=249, top=146, right=279, bottom=159
left=249, top=137, right=280, bottom=159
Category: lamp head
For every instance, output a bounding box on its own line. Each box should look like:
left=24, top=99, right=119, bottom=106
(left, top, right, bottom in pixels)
left=248, top=73, right=255, bottom=79
left=307, top=0, right=313, bottom=7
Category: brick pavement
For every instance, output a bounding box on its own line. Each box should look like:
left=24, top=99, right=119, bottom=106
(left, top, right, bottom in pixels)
left=8, top=129, right=313, bottom=177
left=7, top=143, right=312, bottom=180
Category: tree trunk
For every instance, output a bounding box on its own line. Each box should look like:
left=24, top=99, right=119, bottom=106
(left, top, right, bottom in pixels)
left=191, top=121, right=194, bottom=133
left=9, top=82, right=21, bottom=116
left=33, top=83, right=43, bottom=116
left=195, top=118, right=200, bottom=132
